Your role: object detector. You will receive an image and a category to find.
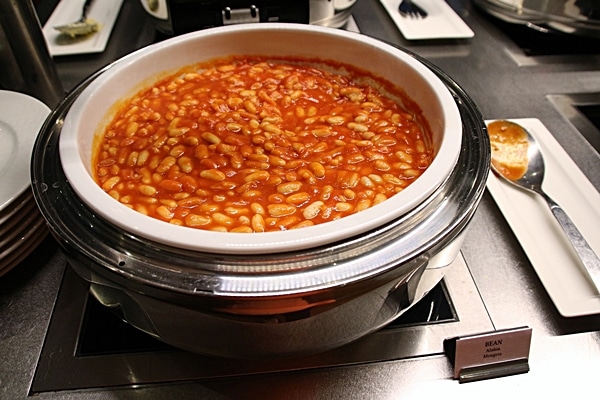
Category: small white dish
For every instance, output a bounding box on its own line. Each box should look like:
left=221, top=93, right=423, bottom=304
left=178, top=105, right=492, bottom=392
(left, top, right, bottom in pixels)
left=486, top=118, right=600, bottom=317
left=0, top=91, right=50, bottom=213
left=43, top=0, right=124, bottom=56
left=60, top=24, right=462, bottom=255
left=380, top=0, right=474, bottom=40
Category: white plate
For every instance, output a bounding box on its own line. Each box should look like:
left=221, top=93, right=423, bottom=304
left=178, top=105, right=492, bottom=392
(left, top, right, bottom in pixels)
left=0, top=199, right=37, bottom=243
left=0, top=91, right=50, bottom=213
left=486, top=118, right=600, bottom=317
left=0, top=189, right=32, bottom=225
left=0, top=218, right=48, bottom=278
left=0, top=204, right=45, bottom=254
left=43, top=0, right=124, bottom=56
left=380, top=0, right=474, bottom=40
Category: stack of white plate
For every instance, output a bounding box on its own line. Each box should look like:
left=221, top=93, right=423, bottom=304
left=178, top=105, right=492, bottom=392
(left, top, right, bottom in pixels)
left=0, top=90, right=51, bottom=277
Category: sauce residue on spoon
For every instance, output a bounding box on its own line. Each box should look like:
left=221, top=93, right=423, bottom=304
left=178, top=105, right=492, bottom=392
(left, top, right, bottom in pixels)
left=487, top=120, right=529, bottom=181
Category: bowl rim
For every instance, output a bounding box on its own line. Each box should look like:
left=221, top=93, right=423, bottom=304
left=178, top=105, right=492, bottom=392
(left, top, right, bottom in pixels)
left=59, top=23, right=462, bottom=254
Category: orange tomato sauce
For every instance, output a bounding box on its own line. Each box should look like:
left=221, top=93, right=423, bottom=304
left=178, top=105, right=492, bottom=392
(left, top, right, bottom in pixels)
left=93, top=56, right=434, bottom=232
left=488, top=120, right=529, bottom=181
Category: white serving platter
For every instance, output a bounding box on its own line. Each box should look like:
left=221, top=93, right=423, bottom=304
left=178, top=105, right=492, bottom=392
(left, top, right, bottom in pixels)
left=486, top=118, right=600, bottom=317
left=43, top=0, right=124, bottom=56
left=380, top=0, right=474, bottom=40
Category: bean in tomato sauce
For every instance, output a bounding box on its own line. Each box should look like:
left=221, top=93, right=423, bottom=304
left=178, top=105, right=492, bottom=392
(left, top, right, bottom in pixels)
left=94, top=56, right=434, bottom=232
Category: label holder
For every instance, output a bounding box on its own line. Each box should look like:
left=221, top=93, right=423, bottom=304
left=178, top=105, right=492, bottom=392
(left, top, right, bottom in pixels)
left=444, top=326, right=532, bottom=383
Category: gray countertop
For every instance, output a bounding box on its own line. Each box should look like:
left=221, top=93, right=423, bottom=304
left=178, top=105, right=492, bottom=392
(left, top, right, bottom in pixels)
left=2, top=0, right=600, bottom=398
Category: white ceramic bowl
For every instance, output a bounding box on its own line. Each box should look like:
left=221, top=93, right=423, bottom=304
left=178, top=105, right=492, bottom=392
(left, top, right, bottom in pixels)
left=59, top=23, right=462, bottom=255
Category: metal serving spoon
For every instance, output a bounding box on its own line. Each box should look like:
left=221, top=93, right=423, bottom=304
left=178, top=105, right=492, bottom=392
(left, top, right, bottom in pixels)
left=488, top=120, right=600, bottom=293
left=54, top=0, right=98, bottom=38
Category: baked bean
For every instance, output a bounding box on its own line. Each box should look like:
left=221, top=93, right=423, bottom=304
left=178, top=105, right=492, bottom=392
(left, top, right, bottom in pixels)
left=138, top=150, right=150, bottom=166
left=277, top=181, right=302, bottom=195
left=244, top=170, right=270, bottom=183
left=251, top=214, right=266, bottom=232
left=185, top=214, right=211, bottom=227
left=156, top=205, right=174, bottom=220
left=374, top=193, right=388, bottom=205
left=276, top=215, right=301, bottom=229
left=335, top=202, right=353, bottom=212
left=290, top=220, right=314, bottom=230
left=158, top=179, right=182, bottom=192
left=102, top=176, right=120, bottom=191
left=303, top=201, right=324, bottom=220
left=138, top=184, right=157, bottom=196
left=309, top=162, right=325, bottom=178
left=343, top=189, right=356, bottom=200
left=94, top=56, right=433, bottom=232
left=321, top=185, right=334, bottom=201
left=356, top=199, right=372, bottom=212
left=403, top=169, right=421, bottom=178
left=156, top=156, right=176, bottom=173
left=178, top=197, right=203, bottom=207
left=286, top=192, right=310, bottom=205
left=231, top=225, right=253, bottom=233
left=375, top=160, right=391, bottom=171
left=200, top=169, right=226, bottom=181
left=213, top=212, right=234, bottom=226
left=267, top=204, right=296, bottom=217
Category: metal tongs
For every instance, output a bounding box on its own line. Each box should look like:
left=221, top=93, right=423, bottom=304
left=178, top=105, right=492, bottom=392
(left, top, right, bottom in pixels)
left=54, top=0, right=99, bottom=37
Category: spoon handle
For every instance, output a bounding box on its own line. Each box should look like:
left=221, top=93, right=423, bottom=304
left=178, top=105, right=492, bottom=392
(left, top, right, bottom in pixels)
left=82, top=0, right=95, bottom=19
left=541, top=191, right=600, bottom=293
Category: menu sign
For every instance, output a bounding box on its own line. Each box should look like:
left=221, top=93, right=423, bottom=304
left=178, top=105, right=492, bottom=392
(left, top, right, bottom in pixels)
left=444, top=326, right=532, bottom=383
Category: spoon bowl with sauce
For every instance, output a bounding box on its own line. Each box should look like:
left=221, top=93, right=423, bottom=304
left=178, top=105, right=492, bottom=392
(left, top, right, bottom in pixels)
left=488, top=120, right=600, bottom=293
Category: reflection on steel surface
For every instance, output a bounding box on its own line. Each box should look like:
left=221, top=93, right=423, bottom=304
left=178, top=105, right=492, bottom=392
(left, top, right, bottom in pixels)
left=31, top=254, right=492, bottom=393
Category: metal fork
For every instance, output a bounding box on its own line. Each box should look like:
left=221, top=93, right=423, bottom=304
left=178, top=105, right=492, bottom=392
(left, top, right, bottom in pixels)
left=398, top=0, right=428, bottom=19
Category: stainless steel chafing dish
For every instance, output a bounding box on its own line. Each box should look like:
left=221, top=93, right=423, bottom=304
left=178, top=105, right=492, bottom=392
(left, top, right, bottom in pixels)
left=31, top=36, right=489, bottom=359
